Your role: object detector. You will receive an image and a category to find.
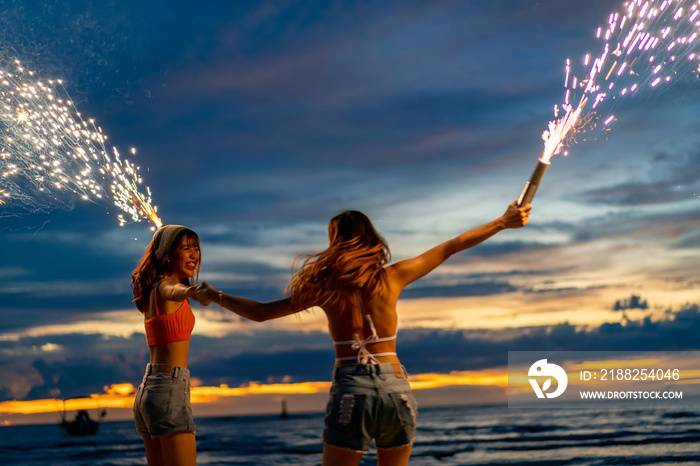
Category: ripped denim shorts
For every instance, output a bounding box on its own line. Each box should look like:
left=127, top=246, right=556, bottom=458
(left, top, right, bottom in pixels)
left=133, top=364, right=196, bottom=438
left=323, top=363, right=418, bottom=452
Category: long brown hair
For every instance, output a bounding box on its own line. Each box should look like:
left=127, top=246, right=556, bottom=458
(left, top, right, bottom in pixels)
left=131, top=228, right=200, bottom=313
left=286, top=211, right=390, bottom=313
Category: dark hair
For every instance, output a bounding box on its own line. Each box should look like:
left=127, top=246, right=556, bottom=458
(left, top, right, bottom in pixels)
left=286, top=211, right=390, bottom=313
left=131, top=229, right=200, bottom=313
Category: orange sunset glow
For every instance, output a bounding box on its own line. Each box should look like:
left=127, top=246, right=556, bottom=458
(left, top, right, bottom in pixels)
left=5, top=360, right=700, bottom=421
left=0, top=369, right=509, bottom=419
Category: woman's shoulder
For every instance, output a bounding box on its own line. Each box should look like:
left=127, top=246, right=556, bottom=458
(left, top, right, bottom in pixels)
left=381, top=265, right=407, bottom=292
left=148, top=277, right=183, bottom=314
left=155, top=276, right=178, bottom=290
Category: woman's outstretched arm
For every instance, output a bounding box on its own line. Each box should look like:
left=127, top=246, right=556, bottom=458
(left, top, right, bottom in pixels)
left=194, top=282, right=299, bottom=322
left=158, top=278, right=197, bottom=302
left=389, top=201, right=531, bottom=290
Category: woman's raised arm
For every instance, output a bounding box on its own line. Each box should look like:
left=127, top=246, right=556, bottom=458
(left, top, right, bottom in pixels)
left=389, top=201, right=531, bottom=290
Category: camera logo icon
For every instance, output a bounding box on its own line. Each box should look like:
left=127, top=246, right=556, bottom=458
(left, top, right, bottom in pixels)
left=528, top=359, right=568, bottom=399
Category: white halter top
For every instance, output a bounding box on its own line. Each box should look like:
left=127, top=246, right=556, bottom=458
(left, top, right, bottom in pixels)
left=333, top=314, right=397, bottom=364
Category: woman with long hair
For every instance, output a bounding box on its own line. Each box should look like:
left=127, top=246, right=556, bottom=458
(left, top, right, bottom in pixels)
left=131, top=225, right=202, bottom=466
left=196, top=201, right=531, bottom=466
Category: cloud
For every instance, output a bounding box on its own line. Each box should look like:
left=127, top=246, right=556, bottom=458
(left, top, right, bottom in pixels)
left=0, top=370, right=44, bottom=400
left=3, top=299, right=697, bottom=402
left=400, top=302, right=700, bottom=374
left=401, top=282, right=517, bottom=299
left=578, top=143, right=700, bottom=207
left=613, top=295, right=649, bottom=311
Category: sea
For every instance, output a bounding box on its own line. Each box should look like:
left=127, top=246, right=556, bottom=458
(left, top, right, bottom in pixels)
left=1, top=404, right=699, bottom=465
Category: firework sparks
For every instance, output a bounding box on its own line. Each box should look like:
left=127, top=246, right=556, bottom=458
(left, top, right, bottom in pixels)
left=542, top=0, right=700, bottom=164
left=0, top=60, right=161, bottom=227
left=518, top=0, right=700, bottom=206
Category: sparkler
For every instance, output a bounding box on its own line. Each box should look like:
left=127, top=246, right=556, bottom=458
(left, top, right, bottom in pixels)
left=518, top=0, right=700, bottom=206
left=0, top=60, right=162, bottom=227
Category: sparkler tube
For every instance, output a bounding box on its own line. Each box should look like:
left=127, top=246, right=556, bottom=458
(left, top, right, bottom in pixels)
left=517, top=159, right=550, bottom=206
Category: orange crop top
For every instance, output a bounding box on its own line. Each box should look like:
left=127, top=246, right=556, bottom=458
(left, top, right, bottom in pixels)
left=144, top=296, right=196, bottom=347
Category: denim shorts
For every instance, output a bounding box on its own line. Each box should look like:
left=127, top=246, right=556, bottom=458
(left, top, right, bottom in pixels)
left=323, top=363, right=418, bottom=452
left=133, top=364, right=196, bottom=438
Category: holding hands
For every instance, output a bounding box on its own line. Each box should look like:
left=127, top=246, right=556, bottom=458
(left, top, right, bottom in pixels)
left=192, top=281, right=218, bottom=306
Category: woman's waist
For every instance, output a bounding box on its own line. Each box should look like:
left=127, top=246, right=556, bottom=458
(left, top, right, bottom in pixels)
left=333, top=339, right=397, bottom=360
left=331, top=362, right=409, bottom=385
left=148, top=342, right=189, bottom=369
left=334, top=352, right=400, bottom=368
left=141, top=363, right=191, bottom=385
left=145, top=362, right=189, bottom=374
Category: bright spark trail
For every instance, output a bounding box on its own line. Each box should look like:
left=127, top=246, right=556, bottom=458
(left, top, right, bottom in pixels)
left=547, top=0, right=700, bottom=161
left=0, top=60, right=162, bottom=227
left=520, top=0, right=700, bottom=205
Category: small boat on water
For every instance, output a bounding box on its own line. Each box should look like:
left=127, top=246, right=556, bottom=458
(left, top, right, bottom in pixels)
left=58, top=398, right=107, bottom=436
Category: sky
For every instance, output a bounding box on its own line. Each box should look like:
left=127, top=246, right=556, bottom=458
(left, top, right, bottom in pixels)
left=0, top=0, right=699, bottom=425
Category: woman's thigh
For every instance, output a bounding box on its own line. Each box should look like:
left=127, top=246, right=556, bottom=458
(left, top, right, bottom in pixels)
left=377, top=444, right=412, bottom=466
left=159, top=431, right=196, bottom=466
left=322, top=443, right=363, bottom=466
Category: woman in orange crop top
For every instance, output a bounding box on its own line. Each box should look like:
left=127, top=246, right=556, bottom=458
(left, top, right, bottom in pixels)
left=195, top=202, right=532, bottom=466
left=131, top=224, right=202, bottom=466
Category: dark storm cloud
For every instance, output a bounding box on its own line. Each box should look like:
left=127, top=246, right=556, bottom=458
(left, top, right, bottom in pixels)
left=397, top=302, right=700, bottom=373
left=173, top=303, right=700, bottom=384
left=5, top=302, right=697, bottom=401
left=0, top=328, right=334, bottom=400
left=0, top=332, right=147, bottom=400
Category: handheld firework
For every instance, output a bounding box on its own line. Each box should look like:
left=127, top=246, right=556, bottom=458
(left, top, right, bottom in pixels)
left=517, top=159, right=550, bottom=207
left=516, top=0, right=700, bottom=206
